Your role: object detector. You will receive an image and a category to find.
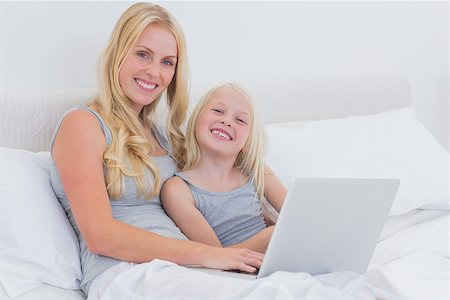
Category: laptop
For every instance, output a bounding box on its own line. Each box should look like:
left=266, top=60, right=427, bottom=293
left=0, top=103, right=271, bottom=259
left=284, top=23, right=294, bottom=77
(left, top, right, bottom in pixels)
left=190, top=177, right=400, bottom=279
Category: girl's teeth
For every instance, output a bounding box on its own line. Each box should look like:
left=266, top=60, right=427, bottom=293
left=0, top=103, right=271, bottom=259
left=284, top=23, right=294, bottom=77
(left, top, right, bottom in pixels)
left=211, top=129, right=231, bottom=140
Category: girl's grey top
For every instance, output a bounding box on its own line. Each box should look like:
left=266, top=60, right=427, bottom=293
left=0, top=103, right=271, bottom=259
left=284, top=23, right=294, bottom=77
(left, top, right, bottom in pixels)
left=49, top=105, right=187, bottom=295
left=175, top=172, right=266, bottom=247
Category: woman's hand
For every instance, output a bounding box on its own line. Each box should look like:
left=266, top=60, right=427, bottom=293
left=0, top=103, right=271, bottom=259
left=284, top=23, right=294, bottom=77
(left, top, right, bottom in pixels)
left=199, top=247, right=264, bottom=274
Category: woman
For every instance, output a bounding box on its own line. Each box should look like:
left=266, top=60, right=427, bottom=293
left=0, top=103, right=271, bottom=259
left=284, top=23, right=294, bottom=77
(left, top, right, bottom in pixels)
left=50, top=2, right=262, bottom=297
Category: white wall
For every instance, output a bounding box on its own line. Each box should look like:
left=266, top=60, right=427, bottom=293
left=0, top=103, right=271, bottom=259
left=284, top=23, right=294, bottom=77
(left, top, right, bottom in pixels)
left=0, top=1, right=448, bottom=149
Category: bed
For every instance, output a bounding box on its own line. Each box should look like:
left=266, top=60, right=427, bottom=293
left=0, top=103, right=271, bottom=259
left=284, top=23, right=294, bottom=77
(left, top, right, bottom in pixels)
left=0, top=77, right=448, bottom=300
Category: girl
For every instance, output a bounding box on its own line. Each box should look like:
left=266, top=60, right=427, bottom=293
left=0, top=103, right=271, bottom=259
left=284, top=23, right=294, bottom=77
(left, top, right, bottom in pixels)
left=161, top=83, right=287, bottom=254
left=50, top=4, right=263, bottom=297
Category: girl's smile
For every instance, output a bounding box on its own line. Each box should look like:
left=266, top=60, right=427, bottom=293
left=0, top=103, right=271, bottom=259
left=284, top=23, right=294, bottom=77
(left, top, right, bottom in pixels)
left=210, top=128, right=233, bottom=141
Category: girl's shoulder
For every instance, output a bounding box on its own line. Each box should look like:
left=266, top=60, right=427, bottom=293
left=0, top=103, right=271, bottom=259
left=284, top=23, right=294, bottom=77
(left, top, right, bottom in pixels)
left=174, top=169, right=252, bottom=194
left=161, top=175, right=191, bottom=200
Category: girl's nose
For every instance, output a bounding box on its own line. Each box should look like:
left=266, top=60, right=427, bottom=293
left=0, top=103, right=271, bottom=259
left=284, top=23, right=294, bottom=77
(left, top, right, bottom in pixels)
left=220, top=120, right=231, bottom=127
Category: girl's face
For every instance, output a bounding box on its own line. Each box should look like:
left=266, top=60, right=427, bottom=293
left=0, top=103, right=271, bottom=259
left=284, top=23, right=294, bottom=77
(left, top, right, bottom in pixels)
left=195, top=86, right=252, bottom=158
left=119, top=23, right=178, bottom=114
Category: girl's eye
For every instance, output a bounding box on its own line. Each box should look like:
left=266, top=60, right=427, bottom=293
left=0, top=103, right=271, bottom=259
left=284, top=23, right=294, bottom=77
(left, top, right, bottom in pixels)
left=212, top=108, right=223, bottom=114
left=162, top=59, right=174, bottom=66
left=236, top=118, right=248, bottom=125
left=137, top=51, right=149, bottom=59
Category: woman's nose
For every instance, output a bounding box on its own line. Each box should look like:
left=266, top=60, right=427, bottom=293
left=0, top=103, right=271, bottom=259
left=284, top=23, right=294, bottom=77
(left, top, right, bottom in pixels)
left=145, top=61, right=159, bottom=78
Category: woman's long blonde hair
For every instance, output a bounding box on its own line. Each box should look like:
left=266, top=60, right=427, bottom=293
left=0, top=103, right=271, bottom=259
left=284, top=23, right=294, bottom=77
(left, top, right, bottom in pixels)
left=184, top=83, right=267, bottom=201
left=95, top=2, right=189, bottom=200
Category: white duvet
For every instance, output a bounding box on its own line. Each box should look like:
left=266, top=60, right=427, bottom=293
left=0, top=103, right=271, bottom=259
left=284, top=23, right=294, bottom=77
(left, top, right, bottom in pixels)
left=88, top=211, right=449, bottom=300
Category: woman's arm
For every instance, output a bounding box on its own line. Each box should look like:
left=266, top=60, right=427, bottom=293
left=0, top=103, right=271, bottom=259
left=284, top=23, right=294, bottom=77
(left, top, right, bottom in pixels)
left=52, top=110, right=263, bottom=273
left=161, top=177, right=222, bottom=247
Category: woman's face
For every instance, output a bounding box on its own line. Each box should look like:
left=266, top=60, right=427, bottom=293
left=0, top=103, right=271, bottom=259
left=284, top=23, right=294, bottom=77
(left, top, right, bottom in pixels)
left=119, top=23, right=178, bottom=114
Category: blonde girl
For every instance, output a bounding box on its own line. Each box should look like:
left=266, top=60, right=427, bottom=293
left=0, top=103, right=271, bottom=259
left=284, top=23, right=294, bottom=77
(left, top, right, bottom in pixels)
left=162, top=83, right=286, bottom=254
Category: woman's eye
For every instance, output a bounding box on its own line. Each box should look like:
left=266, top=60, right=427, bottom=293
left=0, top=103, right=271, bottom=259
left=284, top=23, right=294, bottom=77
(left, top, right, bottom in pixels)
left=162, top=59, right=174, bottom=66
left=137, top=51, right=149, bottom=59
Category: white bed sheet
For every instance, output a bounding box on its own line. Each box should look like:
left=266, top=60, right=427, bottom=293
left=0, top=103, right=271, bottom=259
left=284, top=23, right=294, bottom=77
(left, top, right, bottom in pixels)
left=366, top=209, right=449, bottom=299
left=2, top=209, right=446, bottom=300
left=91, top=209, right=449, bottom=300
left=380, top=208, right=448, bottom=241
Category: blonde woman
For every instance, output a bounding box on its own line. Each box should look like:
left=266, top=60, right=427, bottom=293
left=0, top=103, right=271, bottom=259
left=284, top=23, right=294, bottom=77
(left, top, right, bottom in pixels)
left=161, top=83, right=287, bottom=255
left=50, top=3, right=263, bottom=297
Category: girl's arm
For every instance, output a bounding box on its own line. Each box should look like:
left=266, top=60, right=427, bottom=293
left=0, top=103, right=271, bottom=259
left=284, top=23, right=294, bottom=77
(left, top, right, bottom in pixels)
left=52, top=110, right=262, bottom=273
left=161, top=176, right=273, bottom=254
left=264, top=168, right=287, bottom=213
left=161, top=177, right=222, bottom=247
left=228, top=226, right=274, bottom=253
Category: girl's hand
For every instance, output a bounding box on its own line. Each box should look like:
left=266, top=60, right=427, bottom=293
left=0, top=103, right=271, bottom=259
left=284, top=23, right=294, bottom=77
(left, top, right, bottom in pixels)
left=199, top=247, right=264, bottom=273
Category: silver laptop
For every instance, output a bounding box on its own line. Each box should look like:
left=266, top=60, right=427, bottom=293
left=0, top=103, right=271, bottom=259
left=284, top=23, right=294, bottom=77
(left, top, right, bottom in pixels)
left=191, top=177, right=400, bottom=279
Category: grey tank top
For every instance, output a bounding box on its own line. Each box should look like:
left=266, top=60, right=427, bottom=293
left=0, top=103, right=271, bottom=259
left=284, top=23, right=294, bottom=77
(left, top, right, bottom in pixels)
left=175, top=172, right=266, bottom=247
left=49, top=105, right=187, bottom=295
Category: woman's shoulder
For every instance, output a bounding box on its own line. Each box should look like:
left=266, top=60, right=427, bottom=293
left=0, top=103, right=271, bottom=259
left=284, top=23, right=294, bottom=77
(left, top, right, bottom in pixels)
left=152, top=122, right=172, bottom=151
left=63, top=107, right=103, bottom=134
left=63, top=105, right=112, bottom=145
left=58, top=108, right=106, bottom=142
left=51, top=105, right=111, bottom=152
left=63, top=105, right=97, bottom=121
left=152, top=122, right=169, bottom=138
left=61, top=105, right=98, bottom=123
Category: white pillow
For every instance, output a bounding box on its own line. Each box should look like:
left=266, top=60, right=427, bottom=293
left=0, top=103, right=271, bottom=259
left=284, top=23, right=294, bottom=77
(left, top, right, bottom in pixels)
left=0, top=147, right=82, bottom=297
left=265, top=107, right=449, bottom=216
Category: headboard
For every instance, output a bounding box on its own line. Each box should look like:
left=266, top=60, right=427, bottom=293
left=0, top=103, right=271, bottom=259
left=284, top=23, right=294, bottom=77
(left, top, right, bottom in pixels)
left=0, top=76, right=411, bottom=152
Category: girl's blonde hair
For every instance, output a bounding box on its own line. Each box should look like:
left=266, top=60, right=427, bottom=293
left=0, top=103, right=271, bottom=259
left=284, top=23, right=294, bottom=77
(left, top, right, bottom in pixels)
left=184, top=83, right=267, bottom=201
left=94, top=2, right=189, bottom=200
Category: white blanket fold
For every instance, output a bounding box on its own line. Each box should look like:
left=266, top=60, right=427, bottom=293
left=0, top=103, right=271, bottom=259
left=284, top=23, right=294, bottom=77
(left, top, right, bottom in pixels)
left=89, top=213, right=449, bottom=300
left=93, top=260, right=398, bottom=300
